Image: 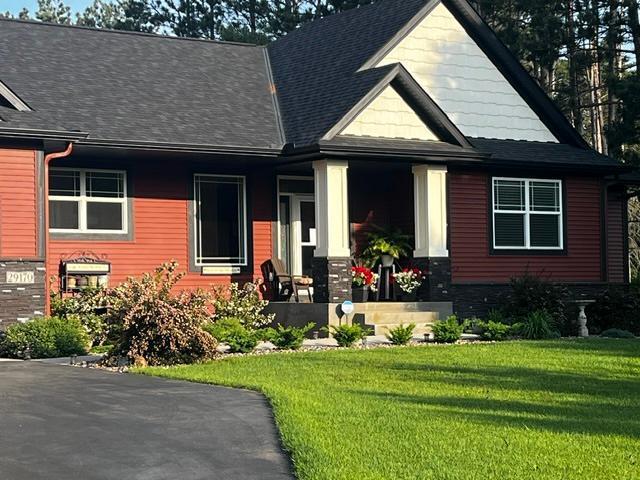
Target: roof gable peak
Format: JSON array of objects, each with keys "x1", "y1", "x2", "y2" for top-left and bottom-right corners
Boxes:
[{"x1": 324, "y1": 63, "x2": 471, "y2": 148}]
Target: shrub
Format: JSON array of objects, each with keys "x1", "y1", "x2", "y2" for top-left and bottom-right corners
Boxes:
[
  {"x1": 212, "y1": 282, "x2": 275, "y2": 330},
  {"x1": 50, "y1": 288, "x2": 110, "y2": 345},
  {"x1": 510, "y1": 322, "x2": 525, "y2": 337},
  {"x1": 204, "y1": 318, "x2": 258, "y2": 353},
  {"x1": 520, "y1": 310, "x2": 558, "y2": 340},
  {"x1": 327, "y1": 323, "x2": 371, "y2": 348},
  {"x1": 106, "y1": 261, "x2": 217, "y2": 366},
  {"x1": 432, "y1": 315, "x2": 464, "y2": 343},
  {"x1": 477, "y1": 320, "x2": 510, "y2": 341},
  {"x1": 502, "y1": 273, "x2": 569, "y2": 329},
  {"x1": 600, "y1": 328, "x2": 636, "y2": 338},
  {"x1": 486, "y1": 308, "x2": 506, "y2": 324},
  {"x1": 386, "y1": 324, "x2": 416, "y2": 345},
  {"x1": 264, "y1": 323, "x2": 315, "y2": 350},
  {"x1": 0, "y1": 316, "x2": 89, "y2": 359},
  {"x1": 586, "y1": 289, "x2": 640, "y2": 336}
]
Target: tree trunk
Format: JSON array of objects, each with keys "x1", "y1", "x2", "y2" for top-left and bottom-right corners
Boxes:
[
  {"x1": 626, "y1": 0, "x2": 640, "y2": 75},
  {"x1": 567, "y1": 0, "x2": 584, "y2": 134}
]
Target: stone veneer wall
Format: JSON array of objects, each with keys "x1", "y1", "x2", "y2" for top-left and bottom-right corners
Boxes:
[
  {"x1": 450, "y1": 282, "x2": 624, "y2": 319},
  {"x1": 412, "y1": 258, "x2": 452, "y2": 302},
  {"x1": 0, "y1": 259, "x2": 46, "y2": 330},
  {"x1": 312, "y1": 257, "x2": 352, "y2": 303}
]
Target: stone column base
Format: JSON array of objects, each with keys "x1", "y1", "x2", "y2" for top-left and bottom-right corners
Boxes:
[
  {"x1": 413, "y1": 257, "x2": 451, "y2": 302},
  {"x1": 312, "y1": 257, "x2": 352, "y2": 303},
  {"x1": 0, "y1": 259, "x2": 46, "y2": 330}
]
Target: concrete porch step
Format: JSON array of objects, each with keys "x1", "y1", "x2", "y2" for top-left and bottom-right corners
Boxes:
[
  {"x1": 357, "y1": 308, "x2": 446, "y2": 336},
  {"x1": 371, "y1": 322, "x2": 434, "y2": 336},
  {"x1": 364, "y1": 311, "x2": 439, "y2": 325},
  {"x1": 352, "y1": 302, "x2": 451, "y2": 314}
]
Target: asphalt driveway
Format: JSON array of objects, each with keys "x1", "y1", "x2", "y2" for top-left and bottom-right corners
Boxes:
[{"x1": 0, "y1": 361, "x2": 293, "y2": 480}]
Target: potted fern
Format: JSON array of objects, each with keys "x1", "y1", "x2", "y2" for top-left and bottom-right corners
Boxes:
[{"x1": 362, "y1": 228, "x2": 413, "y2": 267}]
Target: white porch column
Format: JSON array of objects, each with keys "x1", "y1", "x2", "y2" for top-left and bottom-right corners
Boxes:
[
  {"x1": 313, "y1": 160, "x2": 350, "y2": 258},
  {"x1": 412, "y1": 165, "x2": 448, "y2": 258}
]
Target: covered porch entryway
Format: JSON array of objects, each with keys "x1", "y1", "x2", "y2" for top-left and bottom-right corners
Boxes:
[{"x1": 270, "y1": 158, "x2": 451, "y2": 305}]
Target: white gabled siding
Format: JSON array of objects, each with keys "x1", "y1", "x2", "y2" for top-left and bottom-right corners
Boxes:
[
  {"x1": 376, "y1": 3, "x2": 558, "y2": 142},
  {"x1": 340, "y1": 86, "x2": 439, "y2": 141}
]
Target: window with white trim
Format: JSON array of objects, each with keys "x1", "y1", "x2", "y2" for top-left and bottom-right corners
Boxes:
[
  {"x1": 194, "y1": 174, "x2": 247, "y2": 266},
  {"x1": 492, "y1": 178, "x2": 563, "y2": 250},
  {"x1": 49, "y1": 168, "x2": 127, "y2": 233}
]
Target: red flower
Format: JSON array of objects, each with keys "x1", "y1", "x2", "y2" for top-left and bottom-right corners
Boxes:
[{"x1": 351, "y1": 266, "x2": 375, "y2": 286}]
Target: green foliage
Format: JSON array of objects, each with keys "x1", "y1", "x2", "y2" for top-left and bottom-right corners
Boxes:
[
  {"x1": 486, "y1": 308, "x2": 506, "y2": 324},
  {"x1": 361, "y1": 227, "x2": 413, "y2": 265},
  {"x1": 212, "y1": 282, "x2": 275, "y2": 330},
  {"x1": 600, "y1": 328, "x2": 636, "y2": 339},
  {"x1": 520, "y1": 310, "x2": 558, "y2": 340},
  {"x1": 50, "y1": 288, "x2": 110, "y2": 345},
  {"x1": 586, "y1": 289, "x2": 640, "y2": 336},
  {"x1": 477, "y1": 320, "x2": 511, "y2": 341},
  {"x1": 385, "y1": 324, "x2": 416, "y2": 345},
  {"x1": 432, "y1": 315, "x2": 464, "y2": 344},
  {"x1": 0, "y1": 316, "x2": 89, "y2": 359},
  {"x1": 326, "y1": 323, "x2": 371, "y2": 348},
  {"x1": 204, "y1": 318, "x2": 258, "y2": 353},
  {"x1": 90, "y1": 344, "x2": 114, "y2": 354},
  {"x1": 106, "y1": 261, "x2": 217, "y2": 366},
  {"x1": 264, "y1": 323, "x2": 315, "y2": 350},
  {"x1": 502, "y1": 273, "x2": 569, "y2": 330}
]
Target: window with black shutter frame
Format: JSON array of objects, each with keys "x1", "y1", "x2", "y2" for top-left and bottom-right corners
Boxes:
[{"x1": 492, "y1": 178, "x2": 562, "y2": 250}]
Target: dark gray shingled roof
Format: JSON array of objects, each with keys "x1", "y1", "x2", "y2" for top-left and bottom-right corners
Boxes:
[
  {"x1": 267, "y1": 0, "x2": 428, "y2": 147},
  {"x1": 0, "y1": 0, "x2": 626, "y2": 170},
  {"x1": 470, "y1": 138, "x2": 621, "y2": 168},
  {"x1": 0, "y1": 19, "x2": 283, "y2": 150}
]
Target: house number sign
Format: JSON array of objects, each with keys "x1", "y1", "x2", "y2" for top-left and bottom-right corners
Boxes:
[{"x1": 6, "y1": 271, "x2": 35, "y2": 284}]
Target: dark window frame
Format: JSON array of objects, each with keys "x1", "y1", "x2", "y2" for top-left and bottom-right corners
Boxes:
[{"x1": 192, "y1": 173, "x2": 248, "y2": 267}]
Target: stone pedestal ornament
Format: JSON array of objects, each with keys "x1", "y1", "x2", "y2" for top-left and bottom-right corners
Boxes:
[{"x1": 574, "y1": 300, "x2": 595, "y2": 337}]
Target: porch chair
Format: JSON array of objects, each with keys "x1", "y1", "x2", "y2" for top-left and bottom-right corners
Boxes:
[{"x1": 261, "y1": 258, "x2": 313, "y2": 303}]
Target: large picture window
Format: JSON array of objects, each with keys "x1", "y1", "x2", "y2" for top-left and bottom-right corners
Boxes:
[
  {"x1": 49, "y1": 168, "x2": 127, "y2": 234},
  {"x1": 194, "y1": 174, "x2": 247, "y2": 266},
  {"x1": 492, "y1": 177, "x2": 563, "y2": 250}
]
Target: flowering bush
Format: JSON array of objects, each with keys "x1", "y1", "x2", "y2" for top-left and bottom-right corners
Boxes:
[
  {"x1": 106, "y1": 261, "x2": 217, "y2": 366},
  {"x1": 393, "y1": 267, "x2": 426, "y2": 294},
  {"x1": 212, "y1": 281, "x2": 275, "y2": 330}
]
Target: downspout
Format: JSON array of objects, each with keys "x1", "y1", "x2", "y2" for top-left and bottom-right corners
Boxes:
[{"x1": 43, "y1": 143, "x2": 73, "y2": 315}]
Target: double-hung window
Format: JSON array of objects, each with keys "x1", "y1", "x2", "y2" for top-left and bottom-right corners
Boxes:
[
  {"x1": 194, "y1": 174, "x2": 247, "y2": 266},
  {"x1": 49, "y1": 168, "x2": 127, "y2": 233},
  {"x1": 492, "y1": 177, "x2": 563, "y2": 250}
]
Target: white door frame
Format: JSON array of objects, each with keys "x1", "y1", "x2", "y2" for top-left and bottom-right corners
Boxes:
[{"x1": 277, "y1": 176, "x2": 315, "y2": 276}]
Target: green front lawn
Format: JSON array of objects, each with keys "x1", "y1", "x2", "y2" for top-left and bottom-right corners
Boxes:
[{"x1": 140, "y1": 339, "x2": 640, "y2": 480}]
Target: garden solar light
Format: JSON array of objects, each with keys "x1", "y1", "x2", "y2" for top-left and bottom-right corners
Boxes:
[{"x1": 23, "y1": 345, "x2": 31, "y2": 361}]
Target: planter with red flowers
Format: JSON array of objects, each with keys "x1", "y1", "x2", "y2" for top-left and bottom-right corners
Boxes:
[
  {"x1": 393, "y1": 267, "x2": 427, "y2": 302},
  {"x1": 351, "y1": 266, "x2": 378, "y2": 303}
]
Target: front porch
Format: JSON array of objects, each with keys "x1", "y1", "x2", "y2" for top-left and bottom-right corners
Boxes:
[
  {"x1": 269, "y1": 159, "x2": 452, "y2": 305},
  {"x1": 265, "y1": 301, "x2": 453, "y2": 337},
  {"x1": 265, "y1": 158, "x2": 454, "y2": 329}
]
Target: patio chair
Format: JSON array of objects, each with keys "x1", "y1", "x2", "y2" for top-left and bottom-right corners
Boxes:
[{"x1": 261, "y1": 258, "x2": 313, "y2": 303}]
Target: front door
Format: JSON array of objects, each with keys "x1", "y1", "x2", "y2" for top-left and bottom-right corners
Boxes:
[
  {"x1": 278, "y1": 177, "x2": 316, "y2": 276},
  {"x1": 293, "y1": 197, "x2": 316, "y2": 277}
]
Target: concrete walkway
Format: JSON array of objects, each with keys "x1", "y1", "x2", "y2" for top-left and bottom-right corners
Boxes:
[{"x1": 0, "y1": 362, "x2": 293, "y2": 480}]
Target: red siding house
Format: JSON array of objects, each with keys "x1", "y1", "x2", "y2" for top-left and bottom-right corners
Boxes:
[{"x1": 0, "y1": 0, "x2": 633, "y2": 328}]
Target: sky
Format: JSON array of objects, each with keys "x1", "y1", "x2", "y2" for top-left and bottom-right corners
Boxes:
[{"x1": 2, "y1": 0, "x2": 92, "y2": 14}]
